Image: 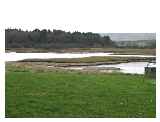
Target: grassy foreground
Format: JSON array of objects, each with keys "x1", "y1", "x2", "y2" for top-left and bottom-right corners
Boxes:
[{"x1": 6, "y1": 69, "x2": 156, "y2": 118}]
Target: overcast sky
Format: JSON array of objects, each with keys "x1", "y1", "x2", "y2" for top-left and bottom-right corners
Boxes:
[{"x1": 2, "y1": 0, "x2": 158, "y2": 33}]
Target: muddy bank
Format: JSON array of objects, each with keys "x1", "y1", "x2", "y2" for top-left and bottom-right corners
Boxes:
[
  {"x1": 6, "y1": 61, "x2": 122, "y2": 75},
  {"x1": 6, "y1": 61, "x2": 152, "y2": 75},
  {"x1": 18, "y1": 56, "x2": 155, "y2": 66}
]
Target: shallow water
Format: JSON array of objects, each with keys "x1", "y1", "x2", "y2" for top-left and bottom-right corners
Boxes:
[
  {"x1": 68, "y1": 62, "x2": 156, "y2": 74},
  {"x1": 96, "y1": 62, "x2": 155, "y2": 74},
  {"x1": 6, "y1": 52, "x2": 155, "y2": 61}
]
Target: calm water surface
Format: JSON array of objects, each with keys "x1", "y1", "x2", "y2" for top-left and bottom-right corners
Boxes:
[
  {"x1": 6, "y1": 52, "x2": 155, "y2": 61},
  {"x1": 96, "y1": 62, "x2": 154, "y2": 74}
]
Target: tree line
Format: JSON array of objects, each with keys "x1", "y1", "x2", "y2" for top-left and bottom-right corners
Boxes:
[{"x1": 5, "y1": 29, "x2": 115, "y2": 49}]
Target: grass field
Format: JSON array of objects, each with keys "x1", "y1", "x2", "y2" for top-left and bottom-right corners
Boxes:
[{"x1": 5, "y1": 67, "x2": 156, "y2": 118}]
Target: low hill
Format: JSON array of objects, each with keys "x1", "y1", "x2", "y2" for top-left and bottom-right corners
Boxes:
[{"x1": 115, "y1": 40, "x2": 156, "y2": 48}]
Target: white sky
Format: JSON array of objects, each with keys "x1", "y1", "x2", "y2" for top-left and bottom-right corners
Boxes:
[{"x1": 1, "y1": 0, "x2": 159, "y2": 33}]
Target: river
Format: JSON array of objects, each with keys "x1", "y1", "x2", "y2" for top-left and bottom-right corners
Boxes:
[{"x1": 5, "y1": 52, "x2": 156, "y2": 74}]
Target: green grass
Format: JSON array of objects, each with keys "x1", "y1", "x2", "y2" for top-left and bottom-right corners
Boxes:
[{"x1": 6, "y1": 70, "x2": 156, "y2": 118}]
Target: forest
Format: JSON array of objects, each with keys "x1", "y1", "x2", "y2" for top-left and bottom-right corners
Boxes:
[{"x1": 5, "y1": 29, "x2": 115, "y2": 49}]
